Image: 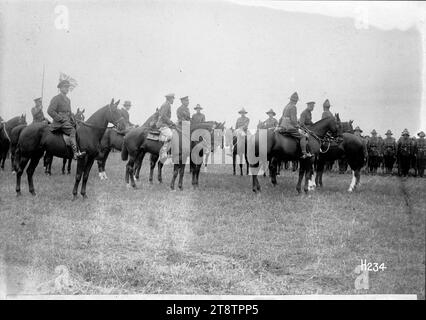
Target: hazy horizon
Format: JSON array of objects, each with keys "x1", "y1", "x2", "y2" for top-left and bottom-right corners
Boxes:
[{"x1": 0, "y1": 0, "x2": 424, "y2": 136}]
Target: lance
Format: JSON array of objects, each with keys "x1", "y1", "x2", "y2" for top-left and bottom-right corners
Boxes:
[{"x1": 41, "y1": 64, "x2": 45, "y2": 101}]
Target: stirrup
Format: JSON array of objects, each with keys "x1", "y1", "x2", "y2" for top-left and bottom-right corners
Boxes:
[{"x1": 301, "y1": 152, "x2": 312, "y2": 159}]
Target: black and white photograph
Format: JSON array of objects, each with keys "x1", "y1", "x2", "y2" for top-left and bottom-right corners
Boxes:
[{"x1": 0, "y1": 0, "x2": 425, "y2": 303}]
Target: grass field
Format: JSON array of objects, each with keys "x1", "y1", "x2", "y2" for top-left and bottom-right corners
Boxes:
[{"x1": 0, "y1": 151, "x2": 424, "y2": 298}]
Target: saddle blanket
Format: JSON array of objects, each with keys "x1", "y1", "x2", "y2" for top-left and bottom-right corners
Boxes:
[{"x1": 147, "y1": 130, "x2": 160, "y2": 141}]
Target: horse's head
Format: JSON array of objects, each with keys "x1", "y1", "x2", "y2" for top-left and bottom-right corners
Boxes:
[
  {"x1": 75, "y1": 108, "x2": 85, "y2": 122},
  {"x1": 107, "y1": 98, "x2": 126, "y2": 130}
]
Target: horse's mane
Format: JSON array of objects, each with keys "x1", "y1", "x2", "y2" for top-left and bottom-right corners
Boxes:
[{"x1": 84, "y1": 104, "x2": 110, "y2": 123}]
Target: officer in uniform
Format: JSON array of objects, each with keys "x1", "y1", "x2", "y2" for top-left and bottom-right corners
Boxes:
[
  {"x1": 299, "y1": 101, "x2": 315, "y2": 128},
  {"x1": 415, "y1": 131, "x2": 426, "y2": 177},
  {"x1": 176, "y1": 96, "x2": 191, "y2": 126},
  {"x1": 397, "y1": 129, "x2": 413, "y2": 176},
  {"x1": 367, "y1": 129, "x2": 381, "y2": 174},
  {"x1": 191, "y1": 104, "x2": 205, "y2": 124},
  {"x1": 235, "y1": 108, "x2": 250, "y2": 136},
  {"x1": 120, "y1": 101, "x2": 134, "y2": 128},
  {"x1": 262, "y1": 109, "x2": 278, "y2": 129},
  {"x1": 157, "y1": 93, "x2": 176, "y2": 162},
  {"x1": 31, "y1": 97, "x2": 48, "y2": 123},
  {"x1": 47, "y1": 80, "x2": 85, "y2": 160},
  {"x1": 278, "y1": 92, "x2": 311, "y2": 158},
  {"x1": 354, "y1": 126, "x2": 368, "y2": 160},
  {"x1": 321, "y1": 99, "x2": 334, "y2": 119}
]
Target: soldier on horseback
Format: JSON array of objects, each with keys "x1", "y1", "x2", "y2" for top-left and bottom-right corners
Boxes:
[
  {"x1": 278, "y1": 92, "x2": 311, "y2": 158},
  {"x1": 299, "y1": 101, "x2": 315, "y2": 127},
  {"x1": 415, "y1": 131, "x2": 426, "y2": 177},
  {"x1": 321, "y1": 99, "x2": 334, "y2": 120},
  {"x1": 157, "y1": 93, "x2": 176, "y2": 162},
  {"x1": 191, "y1": 104, "x2": 205, "y2": 124},
  {"x1": 31, "y1": 97, "x2": 48, "y2": 124},
  {"x1": 120, "y1": 101, "x2": 134, "y2": 129},
  {"x1": 262, "y1": 109, "x2": 278, "y2": 129},
  {"x1": 47, "y1": 80, "x2": 85, "y2": 160},
  {"x1": 176, "y1": 96, "x2": 191, "y2": 126}
]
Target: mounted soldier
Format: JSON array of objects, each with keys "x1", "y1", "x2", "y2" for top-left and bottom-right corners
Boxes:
[
  {"x1": 47, "y1": 80, "x2": 85, "y2": 160},
  {"x1": 176, "y1": 96, "x2": 191, "y2": 126},
  {"x1": 120, "y1": 100, "x2": 134, "y2": 129},
  {"x1": 157, "y1": 93, "x2": 176, "y2": 162},
  {"x1": 191, "y1": 104, "x2": 206, "y2": 124},
  {"x1": 262, "y1": 109, "x2": 278, "y2": 129},
  {"x1": 235, "y1": 108, "x2": 250, "y2": 136},
  {"x1": 278, "y1": 92, "x2": 311, "y2": 158},
  {"x1": 321, "y1": 99, "x2": 334, "y2": 120},
  {"x1": 354, "y1": 126, "x2": 368, "y2": 161},
  {"x1": 415, "y1": 131, "x2": 426, "y2": 177},
  {"x1": 31, "y1": 97, "x2": 48, "y2": 124},
  {"x1": 382, "y1": 129, "x2": 397, "y2": 174},
  {"x1": 299, "y1": 101, "x2": 315, "y2": 128}
]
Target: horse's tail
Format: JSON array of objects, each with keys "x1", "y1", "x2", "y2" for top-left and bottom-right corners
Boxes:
[{"x1": 121, "y1": 144, "x2": 129, "y2": 161}]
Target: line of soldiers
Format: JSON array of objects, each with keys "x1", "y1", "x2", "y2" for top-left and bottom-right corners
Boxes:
[{"x1": 234, "y1": 92, "x2": 335, "y2": 158}]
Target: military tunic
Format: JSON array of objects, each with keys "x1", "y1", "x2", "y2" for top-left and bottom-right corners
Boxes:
[
  {"x1": 31, "y1": 106, "x2": 46, "y2": 123},
  {"x1": 262, "y1": 117, "x2": 278, "y2": 129},
  {"x1": 156, "y1": 101, "x2": 173, "y2": 128},
  {"x1": 235, "y1": 116, "x2": 250, "y2": 131},
  {"x1": 416, "y1": 137, "x2": 426, "y2": 177},
  {"x1": 279, "y1": 102, "x2": 298, "y2": 130},
  {"x1": 176, "y1": 105, "x2": 191, "y2": 125},
  {"x1": 299, "y1": 109, "x2": 313, "y2": 127},
  {"x1": 321, "y1": 110, "x2": 334, "y2": 120},
  {"x1": 191, "y1": 112, "x2": 206, "y2": 124},
  {"x1": 397, "y1": 137, "x2": 413, "y2": 156},
  {"x1": 120, "y1": 108, "x2": 133, "y2": 127},
  {"x1": 383, "y1": 137, "x2": 396, "y2": 156},
  {"x1": 47, "y1": 93, "x2": 74, "y2": 133}
]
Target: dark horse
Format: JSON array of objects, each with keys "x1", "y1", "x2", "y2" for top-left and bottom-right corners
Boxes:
[
  {"x1": 43, "y1": 108, "x2": 86, "y2": 175},
  {"x1": 250, "y1": 117, "x2": 338, "y2": 193},
  {"x1": 14, "y1": 99, "x2": 125, "y2": 199},
  {"x1": 314, "y1": 116, "x2": 365, "y2": 192},
  {"x1": 0, "y1": 115, "x2": 27, "y2": 170},
  {"x1": 232, "y1": 128, "x2": 249, "y2": 176},
  {"x1": 170, "y1": 121, "x2": 224, "y2": 190}
]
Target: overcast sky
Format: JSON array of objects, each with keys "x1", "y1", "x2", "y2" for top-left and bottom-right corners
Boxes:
[{"x1": 0, "y1": 0, "x2": 424, "y2": 135}]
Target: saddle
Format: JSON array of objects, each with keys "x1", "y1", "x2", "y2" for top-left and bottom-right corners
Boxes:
[{"x1": 147, "y1": 129, "x2": 161, "y2": 141}]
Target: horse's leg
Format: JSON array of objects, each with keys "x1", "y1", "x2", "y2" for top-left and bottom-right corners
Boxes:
[
  {"x1": 196, "y1": 164, "x2": 201, "y2": 187},
  {"x1": 149, "y1": 153, "x2": 159, "y2": 184},
  {"x1": 303, "y1": 160, "x2": 312, "y2": 193},
  {"x1": 232, "y1": 151, "x2": 236, "y2": 175},
  {"x1": 80, "y1": 157, "x2": 95, "y2": 199},
  {"x1": 269, "y1": 158, "x2": 278, "y2": 186},
  {"x1": 62, "y1": 158, "x2": 66, "y2": 174},
  {"x1": 296, "y1": 161, "x2": 304, "y2": 194},
  {"x1": 134, "y1": 151, "x2": 144, "y2": 181},
  {"x1": 44, "y1": 153, "x2": 52, "y2": 175},
  {"x1": 27, "y1": 154, "x2": 42, "y2": 196},
  {"x1": 16, "y1": 156, "x2": 30, "y2": 196},
  {"x1": 348, "y1": 170, "x2": 357, "y2": 192},
  {"x1": 170, "y1": 164, "x2": 179, "y2": 190},
  {"x1": 191, "y1": 162, "x2": 196, "y2": 187},
  {"x1": 251, "y1": 164, "x2": 261, "y2": 192},
  {"x1": 67, "y1": 158, "x2": 72, "y2": 174},
  {"x1": 178, "y1": 163, "x2": 185, "y2": 190},
  {"x1": 315, "y1": 158, "x2": 325, "y2": 187},
  {"x1": 157, "y1": 160, "x2": 163, "y2": 183},
  {"x1": 126, "y1": 155, "x2": 137, "y2": 188},
  {"x1": 72, "y1": 157, "x2": 86, "y2": 200}
]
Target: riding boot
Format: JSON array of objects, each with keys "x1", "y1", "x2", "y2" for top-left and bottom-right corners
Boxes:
[
  {"x1": 159, "y1": 141, "x2": 170, "y2": 163},
  {"x1": 300, "y1": 138, "x2": 312, "y2": 159},
  {"x1": 70, "y1": 136, "x2": 86, "y2": 160}
]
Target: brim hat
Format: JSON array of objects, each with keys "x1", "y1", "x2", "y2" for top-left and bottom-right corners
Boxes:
[
  {"x1": 194, "y1": 104, "x2": 202, "y2": 110},
  {"x1": 289, "y1": 92, "x2": 299, "y2": 102},
  {"x1": 238, "y1": 108, "x2": 248, "y2": 114},
  {"x1": 323, "y1": 99, "x2": 330, "y2": 108},
  {"x1": 402, "y1": 129, "x2": 409, "y2": 136},
  {"x1": 57, "y1": 80, "x2": 71, "y2": 88},
  {"x1": 385, "y1": 130, "x2": 392, "y2": 135},
  {"x1": 306, "y1": 101, "x2": 315, "y2": 106},
  {"x1": 417, "y1": 131, "x2": 425, "y2": 137},
  {"x1": 266, "y1": 108, "x2": 276, "y2": 116},
  {"x1": 180, "y1": 96, "x2": 189, "y2": 101},
  {"x1": 371, "y1": 129, "x2": 377, "y2": 135},
  {"x1": 165, "y1": 93, "x2": 175, "y2": 98},
  {"x1": 33, "y1": 97, "x2": 42, "y2": 103},
  {"x1": 123, "y1": 100, "x2": 132, "y2": 107},
  {"x1": 354, "y1": 126, "x2": 363, "y2": 133}
]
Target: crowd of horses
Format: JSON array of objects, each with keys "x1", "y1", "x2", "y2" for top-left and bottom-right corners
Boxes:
[{"x1": 0, "y1": 101, "x2": 423, "y2": 200}]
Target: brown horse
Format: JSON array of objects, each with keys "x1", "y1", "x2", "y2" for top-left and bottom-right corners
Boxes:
[
  {"x1": 250, "y1": 116, "x2": 338, "y2": 193},
  {"x1": 14, "y1": 99, "x2": 125, "y2": 199}
]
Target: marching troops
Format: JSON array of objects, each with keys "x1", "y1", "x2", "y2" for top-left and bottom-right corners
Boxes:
[
  {"x1": 47, "y1": 80, "x2": 85, "y2": 160},
  {"x1": 279, "y1": 92, "x2": 311, "y2": 158}
]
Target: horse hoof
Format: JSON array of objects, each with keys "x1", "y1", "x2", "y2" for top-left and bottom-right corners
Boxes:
[
  {"x1": 82, "y1": 194, "x2": 88, "y2": 199},
  {"x1": 30, "y1": 191, "x2": 36, "y2": 196},
  {"x1": 72, "y1": 195, "x2": 78, "y2": 201},
  {"x1": 149, "y1": 180, "x2": 153, "y2": 184},
  {"x1": 67, "y1": 172, "x2": 71, "y2": 175},
  {"x1": 16, "y1": 191, "x2": 22, "y2": 197}
]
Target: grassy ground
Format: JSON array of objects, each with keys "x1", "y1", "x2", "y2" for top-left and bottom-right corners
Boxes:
[{"x1": 0, "y1": 152, "x2": 424, "y2": 298}]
